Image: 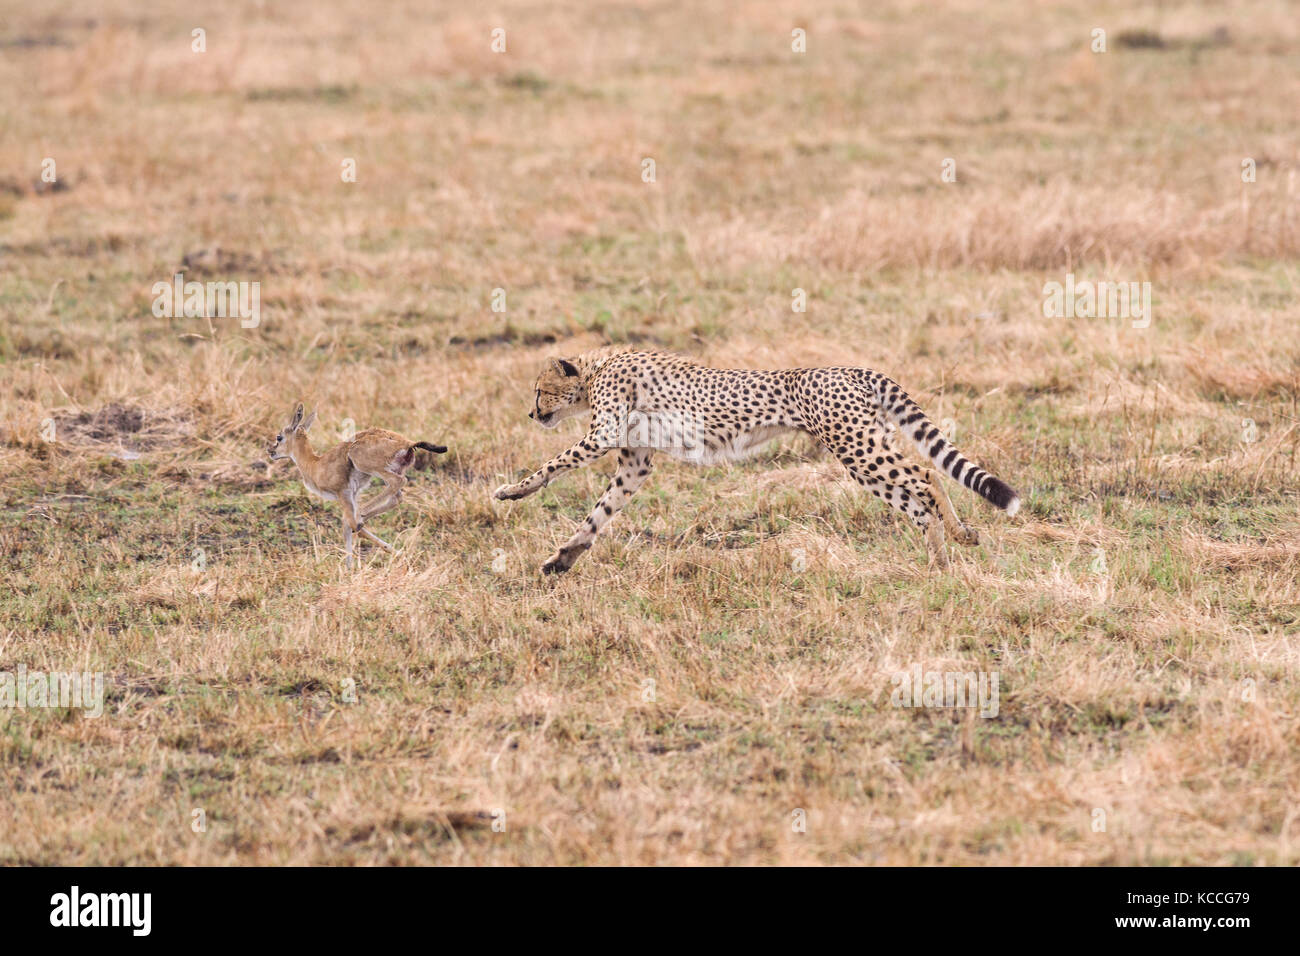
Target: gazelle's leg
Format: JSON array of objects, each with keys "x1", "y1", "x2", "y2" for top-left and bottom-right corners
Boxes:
[
  {"x1": 339, "y1": 490, "x2": 362, "y2": 533},
  {"x1": 342, "y1": 479, "x2": 396, "y2": 554},
  {"x1": 357, "y1": 526, "x2": 394, "y2": 551},
  {"x1": 493, "y1": 431, "x2": 612, "y2": 500},
  {"x1": 340, "y1": 485, "x2": 362, "y2": 566},
  {"x1": 541, "y1": 449, "x2": 654, "y2": 575},
  {"x1": 360, "y1": 472, "x2": 406, "y2": 521}
]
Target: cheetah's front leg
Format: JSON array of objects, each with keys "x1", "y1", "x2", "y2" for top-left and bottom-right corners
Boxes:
[
  {"x1": 541, "y1": 449, "x2": 654, "y2": 575},
  {"x1": 492, "y1": 431, "x2": 611, "y2": 501}
]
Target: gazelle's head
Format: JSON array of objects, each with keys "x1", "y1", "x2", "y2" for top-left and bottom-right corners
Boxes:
[
  {"x1": 267, "y1": 403, "x2": 316, "y2": 461},
  {"x1": 529, "y1": 358, "x2": 587, "y2": 428}
]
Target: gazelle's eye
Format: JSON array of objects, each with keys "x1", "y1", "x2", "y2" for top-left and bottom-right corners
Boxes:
[{"x1": 276, "y1": 434, "x2": 282, "y2": 442}]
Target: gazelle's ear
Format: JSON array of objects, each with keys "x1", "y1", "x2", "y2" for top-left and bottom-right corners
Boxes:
[
  {"x1": 300, "y1": 410, "x2": 317, "y2": 432},
  {"x1": 291, "y1": 403, "x2": 304, "y2": 428},
  {"x1": 549, "y1": 358, "x2": 580, "y2": 378}
]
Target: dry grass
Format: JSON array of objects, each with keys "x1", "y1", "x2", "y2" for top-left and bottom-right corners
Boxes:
[{"x1": 1, "y1": 0, "x2": 1298, "y2": 864}]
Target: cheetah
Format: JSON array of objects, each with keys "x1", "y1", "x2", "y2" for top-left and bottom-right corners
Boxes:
[{"x1": 492, "y1": 347, "x2": 1020, "y2": 575}]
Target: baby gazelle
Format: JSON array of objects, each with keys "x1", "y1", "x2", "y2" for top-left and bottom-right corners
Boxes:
[{"x1": 267, "y1": 404, "x2": 447, "y2": 567}]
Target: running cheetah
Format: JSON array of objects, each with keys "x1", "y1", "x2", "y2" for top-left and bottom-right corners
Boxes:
[{"x1": 492, "y1": 347, "x2": 1020, "y2": 575}]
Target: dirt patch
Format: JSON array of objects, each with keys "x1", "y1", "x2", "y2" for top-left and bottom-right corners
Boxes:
[
  {"x1": 0, "y1": 174, "x2": 69, "y2": 199},
  {"x1": 105, "y1": 676, "x2": 172, "y2": 700},
  {"x1": 246, "y1": 84, "x2": 357, "y2": 104},
  {"x1": 180, "y1": 246, "x2": 289, "y2": 276},
  {"x1": 1114, "y1": 26, "x2": 1231, "y2": 51},
  {"x1": 277, "y1": 678, "x2": 329, "y2": 697},
  {"x1": 51, "y1": 403, "x2": 194, "y2": 454},
  {"x1": 1115, "y1": 29, "x2": 1168, "y2": 50},
  {"x1": 447, "y1": 328, "x2": 561, "y2": 351},
  {"x1": 497, "y1": 71, "x2": 551, "y2": 93},
  {"x1": 0, "y1": 234, "x2": 133, "y2": 259},
  {"x1": 0, "y1": 35, "x2": 73, "y2": 50},
  {"x1": 330, "y1": 811, "x2": 496, "y2": 845}
]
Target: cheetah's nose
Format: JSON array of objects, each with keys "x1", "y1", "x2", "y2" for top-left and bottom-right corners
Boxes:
[{"x1": 528, "y1": 409, "x2": 536, "y2": 420}]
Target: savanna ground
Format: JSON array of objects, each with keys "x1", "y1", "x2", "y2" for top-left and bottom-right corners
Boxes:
[{"x1": 1, "y1": 0, "x2": 1298, "y2": 865}]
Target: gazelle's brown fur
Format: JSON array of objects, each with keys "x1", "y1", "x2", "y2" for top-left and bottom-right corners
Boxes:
[{"x1": 267, "y1": 404, "x2": 447, "y2": 567}]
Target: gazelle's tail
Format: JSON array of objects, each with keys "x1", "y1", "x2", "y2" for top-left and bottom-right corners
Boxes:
[{"x1": 873, "y1": 376, "x2": 1020, "y2": 515}]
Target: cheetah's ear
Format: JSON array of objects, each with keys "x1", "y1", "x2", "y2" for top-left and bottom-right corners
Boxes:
[{"x1": 550, "y1": 358, "x2": 580, "y2": 378}]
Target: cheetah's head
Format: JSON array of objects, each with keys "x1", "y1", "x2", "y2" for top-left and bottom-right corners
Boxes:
[{"x1": 529, "y1": 357, "x2": 587, "y2": 428}]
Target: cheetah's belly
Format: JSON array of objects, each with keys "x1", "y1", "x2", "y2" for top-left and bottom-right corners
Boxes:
[{"x1": 656, "y1": 424, "x2": 797, "y2": 466}]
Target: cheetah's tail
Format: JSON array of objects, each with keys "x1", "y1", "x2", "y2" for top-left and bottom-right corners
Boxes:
[{"x1": 872, "y1": 375, "x2": 1020, "y2": 516}]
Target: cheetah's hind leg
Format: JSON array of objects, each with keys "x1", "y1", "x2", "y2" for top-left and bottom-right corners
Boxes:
[
  {"x1": 925, "y1": 467, "x2": 979, "y2": 547},
  {"x1": 882, "y1": 424, "x2": 978, "y2": 547},
  {"x1": 924, "y1": 514, "x2": 950, "y2": 569}
]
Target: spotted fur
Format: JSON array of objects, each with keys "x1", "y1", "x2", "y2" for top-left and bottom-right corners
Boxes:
[{"x1": 493, "y1": 348, "x2": 1020, "y2": 574}]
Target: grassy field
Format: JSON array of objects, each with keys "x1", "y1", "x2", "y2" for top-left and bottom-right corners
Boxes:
[{"x1": 2, "y1": 0, "x2": 1298, "y2": 865}]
